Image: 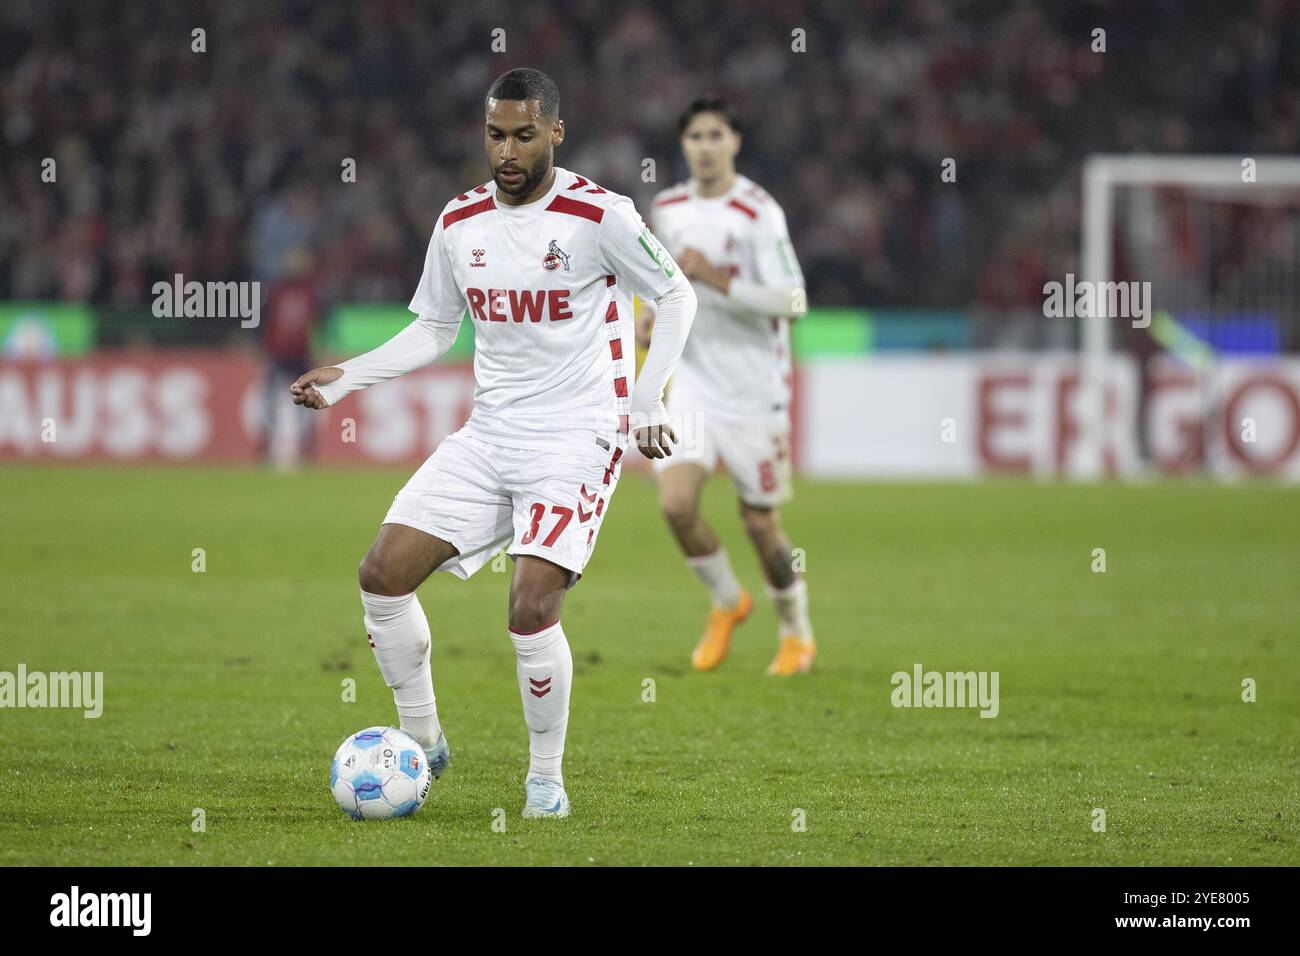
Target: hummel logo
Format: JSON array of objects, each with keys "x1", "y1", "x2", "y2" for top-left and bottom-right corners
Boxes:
[
  {"x1": 471, "y1": 248, "x2": 486, "y2": 268},
  {"x1": 529, "y1": 676, "x2": 552, "y2": 698}
]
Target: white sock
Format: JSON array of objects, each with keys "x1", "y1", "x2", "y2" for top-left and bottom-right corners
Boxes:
[
  {"x1": 509, "y1": 620, "x2": 572, "y2": 786},
  {"x1": 401, "y1": 714, "x2": 441, "y2": 750},
  {"x1": 767, "y1": 578, "x2": 813, "y2": 641},
  {"x1": 360, "y1": 589, "x2": 442, "y2": 749},
  {"x1": 686, "y1": 547, "x2": 744, "y2": 609}
]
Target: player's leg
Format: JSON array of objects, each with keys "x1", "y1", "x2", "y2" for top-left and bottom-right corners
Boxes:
[
  {"x1": 353, "y1": 431, "x2": 514, "y2": 777},
  {"x1": 502, "y1": 430, "x2": 626, "y2": 818},
  {"x1": 356, "y1": 523, "x2": 460, "y2": 776},
  {"x1": 359, "y1": 521, "x2": 460, "y2": 596},
  {"x1": 718, "y1": 419, "x2": 814, "y2": 674},
  {"x1": 507, "y1": 555, "x2": 574, "y2": 818},
  {"x1": 657, "y1": 461, "x2": 753, "y2": 671},
  {"x1": 738, "y1": 501, "x2": 814, "y2": 675},
  {"x1": 657, "y1": 460, "x2": 719, "y2": 555}
]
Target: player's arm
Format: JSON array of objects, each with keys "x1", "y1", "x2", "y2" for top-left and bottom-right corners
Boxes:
[
  {"x1": 679, "y1": 201, "x2": 806, "y2": 321},
  {"x1": 633, "y1": 279, "x2": 696, "y2": 458},
  {"x1": 634, "y1": 206, "x2": 665, "y2": 349},
  {"x1": 292, "y1": 221, "x2": 465, "y2": 410},
  {"x1": 291, "y1": 310, "x2": 462, "y2": 409},
  {"x1": 598, "y1": 197, "x2": 697, "y2": 459}
]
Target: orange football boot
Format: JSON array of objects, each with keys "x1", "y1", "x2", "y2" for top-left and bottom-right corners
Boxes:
[
  {"x1": 690, "y1": 589, "x2": 753, "y2": 671},
  {"x1": 766, "y1": 636, "x2": 816, "y2": 676}
]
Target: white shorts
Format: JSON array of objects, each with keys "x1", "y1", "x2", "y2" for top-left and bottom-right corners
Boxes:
[
  {"x1": 383, "y1": 425, "x2": 627, "y2": 584},
  {"x1": 653, "y1": 407, "x2": 793, "y2": 507}
]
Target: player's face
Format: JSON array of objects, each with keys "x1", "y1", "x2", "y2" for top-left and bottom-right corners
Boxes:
[
  {"x1": 485, "y1": 98, "x2": 564, "y2": 202},
  {"x1": 681, "y1": 113, "x2": 739, "y2": 182}
]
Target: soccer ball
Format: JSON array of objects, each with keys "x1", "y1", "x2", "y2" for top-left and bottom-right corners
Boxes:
[{"x1": 330, "y1": 726, "x2": 431, "y2": 820}]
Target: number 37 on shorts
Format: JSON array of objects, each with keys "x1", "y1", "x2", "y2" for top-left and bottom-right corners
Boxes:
[
  {"x1": 513, "y1": 465, "x2": 615, "y2": 573},
  {"x1": 381, "y1": 428, "x2": 623, "y2": 582},
  {"x1": 506, "y1": 431, "x2": 623, "y2": 576}
]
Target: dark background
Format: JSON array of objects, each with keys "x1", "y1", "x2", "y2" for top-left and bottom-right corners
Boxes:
[{"x1": 4, "y1": 0, "x2": 1298, "y2": 317}]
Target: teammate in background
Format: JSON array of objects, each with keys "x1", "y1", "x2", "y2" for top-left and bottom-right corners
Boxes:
[
  {"x1": 637, "y1": 98, "x2": 814, "y2": 676},
  {"x1": 291, "y1": 69, "x2": 695, "y2": 818}
]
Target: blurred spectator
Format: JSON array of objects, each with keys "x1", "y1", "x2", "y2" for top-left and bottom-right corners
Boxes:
[{"x1": 260, "y1": 245, "x2": 320, "y2": 466}]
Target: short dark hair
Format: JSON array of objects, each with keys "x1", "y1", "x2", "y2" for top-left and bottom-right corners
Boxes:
[
  {"x1": 486, "y1": 68, "x2": 560, "y2": 121},
  {"x1": 677, "y1": 97, "x2": 740, "y2": 136}
]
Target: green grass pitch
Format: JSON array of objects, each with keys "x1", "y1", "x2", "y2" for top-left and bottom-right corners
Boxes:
[{"x1": 1, "y1": 465, "x2": 1296, "y2": 866}]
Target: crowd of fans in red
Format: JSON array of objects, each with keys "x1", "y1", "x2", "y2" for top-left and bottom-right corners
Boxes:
[{"x1": 3, "y1": 0, "x2": 1297, "y2": 324}]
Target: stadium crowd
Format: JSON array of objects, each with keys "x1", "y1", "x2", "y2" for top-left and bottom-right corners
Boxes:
[{"x1": 2, "y1": 0, "x2": 1298, "y2": 319}]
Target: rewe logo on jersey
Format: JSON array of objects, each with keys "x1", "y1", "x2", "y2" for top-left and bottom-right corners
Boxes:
[
  {"x1": 467, "y1": 287, "x2": 573, "y2": 323},
  {"x1": 542, "y1": 239, "x2": 571, "y2": 272}
]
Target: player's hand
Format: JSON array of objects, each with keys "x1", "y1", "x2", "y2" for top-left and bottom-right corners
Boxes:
[
  {"x1": 677, "y1": 247, "x2": 729, "y2": 293},
  {"x1": 676, "y1": 247, "x2": 710, "y2": 280},
  {"x1": 633, "y1": 420, "x2": 677, "y2": 460},
  {"x1": 291, "y1": 367, "x2": 342, "y2": 409},
  {"x1": 635, "y1": 303, "x2": 656, "y2": 349}
]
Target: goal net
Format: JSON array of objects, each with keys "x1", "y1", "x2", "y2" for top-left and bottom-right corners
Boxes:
[{"x1": 1079, "y1": 156, "x2": 1300, "y2": 479}]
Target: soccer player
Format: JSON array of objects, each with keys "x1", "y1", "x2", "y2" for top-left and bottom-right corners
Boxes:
[
  {"x1": 637, "y1": 98, "x2": 814, "y2": 676},
  {"x1": 291, "y1": 68, "x2": 695, "y2": 818}
]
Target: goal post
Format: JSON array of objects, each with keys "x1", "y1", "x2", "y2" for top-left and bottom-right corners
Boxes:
[{"x1": 1078, "y1": 155, "x2": 1300, "y2": 479}]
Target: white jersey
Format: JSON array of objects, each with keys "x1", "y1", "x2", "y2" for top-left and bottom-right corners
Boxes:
[
  {"x1": 411, "y1": 167, "x2": 683, "y2": 449},
  {"x1": 650, "y1": 174, "x2": 804, "y2": 421}
]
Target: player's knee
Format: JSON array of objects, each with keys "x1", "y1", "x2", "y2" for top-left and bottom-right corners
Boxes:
[
  {"x1": 740, "y1": 504, "x2": 778, "y2": 541},
  {"x1": 358, "y1": 550, "x2": 407, "y2": 596},
  {"x1": 660, "y1": 491, "x2": 699, "y2": 533},
  {"x1": 507, "y1": 592, "x2": 555, "y2": 634}
]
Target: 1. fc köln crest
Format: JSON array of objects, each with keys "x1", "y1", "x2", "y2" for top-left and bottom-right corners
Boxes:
[{"x1": 543, "y1": 239, "x2": 571, "y2": 272}]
